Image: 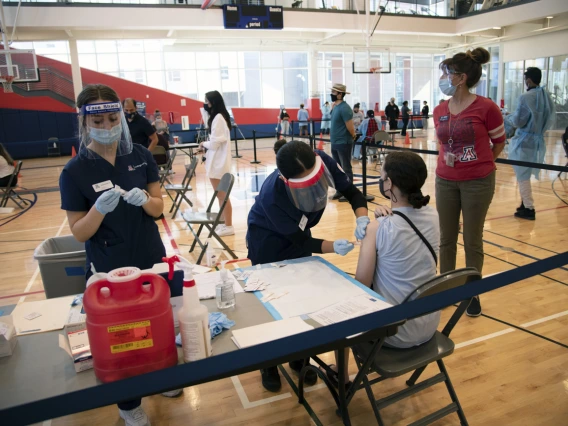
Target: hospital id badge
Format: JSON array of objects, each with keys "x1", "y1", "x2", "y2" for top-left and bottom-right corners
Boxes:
[
  {"x1": 299, "y1": 215, "x2": 308, "y2": 231},
  {"x1": 445, "y1": 152, "x2": 456, "y2": 168}
]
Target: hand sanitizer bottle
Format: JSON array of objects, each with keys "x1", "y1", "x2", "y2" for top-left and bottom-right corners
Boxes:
[{"x1": 216, "y1": 261, "x2": 236, "y2": 309}]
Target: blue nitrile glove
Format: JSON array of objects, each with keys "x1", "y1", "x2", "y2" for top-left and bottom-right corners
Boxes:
[
  {"x1": 355, "y1": 216, "x2": 370, "y2": 240},
  {"x1": 95, "y1": 189, "x2": 121, "y2": 215},
  {"x1": 334, "y1": 239, "x2": 354, "y2": 256},
  {"x1": 123, "y1": 187, "x2": 149, "y2": 207}
]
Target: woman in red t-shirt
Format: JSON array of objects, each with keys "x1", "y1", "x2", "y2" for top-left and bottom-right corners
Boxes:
[{"x1": 433, "y1": 47, "x2": 506, "y2": 317}]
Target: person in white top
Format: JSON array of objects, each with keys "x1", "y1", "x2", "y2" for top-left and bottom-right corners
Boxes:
[
  {"x1": 199, "y1": 90, "x2": 234, "y2": 237},
  {"x1": 327, "y1": 151, "x2": 440, "y2": 388},
  {"x1": 0, "y1": 144, "x2": 16, "y2": 187}
]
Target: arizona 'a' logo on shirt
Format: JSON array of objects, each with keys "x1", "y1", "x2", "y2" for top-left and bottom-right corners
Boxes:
[{"x1": 460, "y1": 146, "x2": 478, "y2": 162}]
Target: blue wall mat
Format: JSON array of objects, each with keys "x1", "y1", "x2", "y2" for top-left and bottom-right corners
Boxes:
[
  {"x1": 20, "y1": 111, "x2": 42, "y2": 142},
  {"x1": 0, "y1": 108, "x2": 78, "y2": 159}
]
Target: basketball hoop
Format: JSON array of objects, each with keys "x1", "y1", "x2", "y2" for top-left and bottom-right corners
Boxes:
[
  {"x1": 370, "y1": 67, "x2": 382, "y2": 74},
  {"x1": 2, "y1": 76, "x2": 15, "y2": 93}
]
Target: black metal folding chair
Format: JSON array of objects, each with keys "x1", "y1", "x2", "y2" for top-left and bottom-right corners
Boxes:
[
  {"x1": 372, "y1": 130, "x2": 390, "y2": 170},
  {"x1": 1, "y1": 161, "x2": 27, "y2": 209},
  {"x1": 350, "y1": 268, "x2": 481, "y2": 426},
  {"x1": 560, "y1": 128, "x2": 568, "y2": 179},
  {"x1": 164, "y1": 157, "x2": 197, "y2": 219},
  {"x1": 182, "y1": 172, "x2": 237, "y2": 264},
  {"x1": 153, "y1": 146, "x2": 176, "y2": 188}
]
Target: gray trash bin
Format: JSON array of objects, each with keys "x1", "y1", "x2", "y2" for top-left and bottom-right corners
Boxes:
[{"x1": 34, "y1": 235, "x2": 87, "y2": 299}]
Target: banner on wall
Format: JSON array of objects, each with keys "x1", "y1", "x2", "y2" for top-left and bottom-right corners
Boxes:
[
  {"x1": 413, "y1": 100, "x2": 421, "y2": 116},
  {"x1": 136, "y1": 101, "x2": 146, "y2": 117}
]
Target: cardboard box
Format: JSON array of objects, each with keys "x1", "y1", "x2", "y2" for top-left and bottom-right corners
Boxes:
[
  {"x1": 0, "y1": 316, "x2": 18, "y2": 358},
  {"x1": 59, "y1": 296, "x2": 93, "y2": 372}
]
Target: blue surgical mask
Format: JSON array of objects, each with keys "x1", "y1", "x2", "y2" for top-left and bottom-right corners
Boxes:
[
  {"x1": 89, "y1": 124, "x2": 122, "y2": 145},
  {"x1": 124, "y1": 112, "x2": 135, "y2": 119},
  {"x1": 439, "y1": 77, "x2": 457, "y2": 96}
]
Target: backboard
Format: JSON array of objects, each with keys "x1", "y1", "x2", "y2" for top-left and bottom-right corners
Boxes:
[
  {"x1": 0, "y1": 48, "x2": 39, "y2": 83},
  {"x1": 352, "y1": 47, "x2": 392, "y2": 74}
]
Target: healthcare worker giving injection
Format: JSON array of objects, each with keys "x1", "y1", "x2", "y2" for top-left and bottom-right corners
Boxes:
[
  {"x1": 59, "y1": 84, "x2": 180, "y2": 425},
  {"x1": 246, "y1": 140, "x2": 371, "y2": 392},
  {"x1": 504, "y1": 67, "x2": 555, "y2": 221}
]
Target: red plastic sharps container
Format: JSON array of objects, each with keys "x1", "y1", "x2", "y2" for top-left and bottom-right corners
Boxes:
[{"x1": 83, "y1": 266, "x2": 178, "y2": 383}]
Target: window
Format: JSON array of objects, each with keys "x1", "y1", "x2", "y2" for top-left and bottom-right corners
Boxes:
[
  {"x1": 221, "y1": 66, "x2": 229, "y2": 80},
  {"x1": 167, "y1": 70, "x2": 181, "y2": 82}
]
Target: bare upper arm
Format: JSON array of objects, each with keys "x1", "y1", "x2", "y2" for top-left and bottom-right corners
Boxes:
[
  {"x1": 355, "y1": 219, "x2": 380, "y2": 287},
  {"x1": 66, "y1": 210, "x2": 88, "y2": 232},
  {"x1": 147, "y1": 181, "x2": 162, "y2": 198}
]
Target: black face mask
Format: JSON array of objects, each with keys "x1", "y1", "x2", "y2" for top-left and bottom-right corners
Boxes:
[
  {"x1": 124, "y1": 112, "x2": 136, "y2": 119},
  {"x1": 203, "y1": 103, "x2": 212, "y2": 113},
  {"x1": 330, "y1": 94, "x2": 338, "y2": 102},
  {"x1": 379, "y1": 178, "x2": 390, "y2": 200}
]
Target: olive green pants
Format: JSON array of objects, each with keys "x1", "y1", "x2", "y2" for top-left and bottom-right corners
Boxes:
[{"x1": 435, "y1": 171, "x2": 496, "y2": 275}]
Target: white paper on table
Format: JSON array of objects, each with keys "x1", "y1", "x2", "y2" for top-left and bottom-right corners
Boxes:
[
  {"x1": 12, "y1": 296, "x2": 76, "y2": 335},
  {"x1": 254, "y1": 260, "x2": 368, "y2": 319},
  {"x1": 309, "y1": 294, "x2": 392, "y2": 326},
  {"x1": 231, "y1": 317, "x2": 314, "y2": 349},
  {"x1": 194, "y1": 271, "x2": 244, "y2": 300}
]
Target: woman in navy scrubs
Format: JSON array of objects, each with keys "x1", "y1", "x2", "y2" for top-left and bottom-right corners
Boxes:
[
  {"x1": 246, "y1": 140, "x2": 371, "y2": 392},
  {"x1": 59, "y1": 84, "x2": 177, "y2": 426}
]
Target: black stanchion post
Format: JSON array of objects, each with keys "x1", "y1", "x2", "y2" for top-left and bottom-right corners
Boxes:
[
  {"x1": 250, "y1": 130, "x2": 261, "y2": 164},
  {"x1": 232, "y1": 126, "x2": 242, "y2": 158},
  {"x1": 361, "y1": 139, "x2": 375, "y2": 202},
  {"x1": 410, "y1": 116, "x2": 416, "y2": 139}
]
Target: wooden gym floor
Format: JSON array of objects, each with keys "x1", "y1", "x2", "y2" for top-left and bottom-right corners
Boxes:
[{"x1": 1, "y1": 129, "x2": 567, "y2": 426}]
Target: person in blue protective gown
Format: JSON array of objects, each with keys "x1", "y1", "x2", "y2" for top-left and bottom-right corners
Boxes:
[
  {"x1": 246, "y1": 140, "x2": 371, "y2": 392},
  {"x1": 505, "y1": 67, "x2": 555, "y2": 221},
  {"x1": 59, "y1": 84, "x2": 179, "y2": 426}
]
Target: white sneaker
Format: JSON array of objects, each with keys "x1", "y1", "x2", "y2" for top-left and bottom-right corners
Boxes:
[
  {"x1": 216, "y1": 225, "x2": 235, "y2": 237},
  {"x1": 119, "y1": 406, "x2": 150, "y2": 426},
  {"x1": 161, "y1": 389, "x2": 183, "y2": 398}
]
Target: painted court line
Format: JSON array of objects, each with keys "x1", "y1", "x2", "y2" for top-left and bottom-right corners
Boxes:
[
  {"x1": 521, "y1": 310, "x2": 568, "y2": 328},
  {"x1": 231, "y1": 376, "x2": 292, "y2": 409}
]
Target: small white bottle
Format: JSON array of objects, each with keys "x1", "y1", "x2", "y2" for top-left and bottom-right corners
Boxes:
[
  {"x1": 216, "y1": 261, "x2": 236, "y2": 309},
  {"x1": 177, "y1": 259, "x2": 212, "y2": 362},
  {"x1": 205, "y1": 238, "x2": 216, "y2": 267}
]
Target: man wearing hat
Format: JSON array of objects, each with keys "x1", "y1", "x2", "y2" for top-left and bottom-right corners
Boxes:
[
  {"x1": 330, "y1": 83, "x2": 356, "y2": 202},
  {"x1": 504, "y1": 67, "x2": 555, "y2": 220}
]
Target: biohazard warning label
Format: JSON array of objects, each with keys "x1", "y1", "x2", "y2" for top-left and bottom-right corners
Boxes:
[{"x1": 108, "y1": 320, "x2": 153, "y2": 354}]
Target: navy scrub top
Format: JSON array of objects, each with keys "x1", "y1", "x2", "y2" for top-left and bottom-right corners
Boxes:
[
  {"x1": 59, "y1": 144, "x2": 166, "y2": 279},
  {"x1": 247, "y1": 150, "x2": 350, "y2": 265}
]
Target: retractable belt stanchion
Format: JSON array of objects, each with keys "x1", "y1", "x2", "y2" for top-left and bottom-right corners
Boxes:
[
  {"x1": 232, "y1": 126, "x2": 242, "y2": 159},
  {"x1": 410, "y1": 116, "x2": 416, "y2": 139},
  {"x1": 251, "y1": 130, "x2": 261, "y2": 164},
  {"x1": 360, "y1": 139, "x2": 375, "y2": 202}
]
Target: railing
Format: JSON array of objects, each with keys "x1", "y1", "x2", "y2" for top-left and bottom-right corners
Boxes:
[
  {"x1": 0, "y1": 0, "x2": 535, "y2": 18},
  {"x1": 14, "y1": 66, "x2": 75, "y2": 105}
]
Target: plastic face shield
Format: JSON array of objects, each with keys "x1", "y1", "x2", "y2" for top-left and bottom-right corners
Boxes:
[
  {"x1": 79, "y1": 102, "x2": 133, "y2": 159},
  {"x1": 282, "y1": 155, "x2": 335, "y2": 213}
]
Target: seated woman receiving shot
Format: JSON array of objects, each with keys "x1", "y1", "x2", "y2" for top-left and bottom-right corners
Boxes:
[{"x1": 329, "y1": 151, "x2": 440, "y2": 387}]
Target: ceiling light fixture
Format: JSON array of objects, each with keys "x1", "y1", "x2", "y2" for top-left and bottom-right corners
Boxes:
[
  {"x1": 492, "y1": 27, "x2": 501, "y2": 30},
  {"x1": 546, "y1": 16, "x2": 553, "y2": 19}
]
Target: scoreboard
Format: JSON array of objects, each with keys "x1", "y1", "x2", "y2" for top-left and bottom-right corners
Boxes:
[{"x1": 223, "y1": 5, "x2": 284, "y2": 30}]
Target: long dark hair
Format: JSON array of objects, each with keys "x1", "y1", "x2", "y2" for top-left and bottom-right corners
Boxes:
[
  {"x1": 440, "y1": 47, "x2": 490, "y2": 89},
  {"x1": 276, "y1": 140, "x2": 315, "y2": 179},
  {"x1": 77, "y1": 84, "x2": 121, "y2": 145},
  {"x1": 0, "y1": 143, "x2": 14, "y2": 164},
  {"x1": 384, "y1": 151, "x2": 430, "y2": 209},
  {"x1": 205, "y1": 90, "x2": 232, "y2": 131}
]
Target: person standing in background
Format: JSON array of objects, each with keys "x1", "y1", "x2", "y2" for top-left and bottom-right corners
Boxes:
[
  {"x1": 320, "y1": 101, "x2": 331, "y2": 135},
  {"x1": 152, "y1": 109, "x2": 169, "y2": 137},
  {"x1": 200, "y1": 90, "x2": 234, "y2": 237},
  {"x1": 422, "y1": 101, "x2": 430, "y2": 130},
  {"x1": 280, "y1": 108, "x2": 291, "y2": 138},
  {"x1": 434, "y1": 47, "x2": 506, "y2": 317},
  {"x1": 297, "y1": 103, "x2": 310, "y2": 137},
  {"x1": 400, "y1": 101, "x2": 411, "y2": 137},
  {"x1": 504, "y1": 67, "x2": 555, "y2": 221},
  {"x1": 385, "y1": 98, "x2": 400, "y2": 132},
  {"x1": 122, "y1": 98, "x2": 159, "y2": 151},
  {"x1": 352, "y1": 103, "x2": 365, "y2": 130},
  {"x1": 329, "y1": 83, "x2": 356, "y2": 202}
]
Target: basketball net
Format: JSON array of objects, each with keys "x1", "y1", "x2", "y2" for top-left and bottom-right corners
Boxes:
[
  {"x1": 2, "y1": 76, "x2": 15, "y2": 93},
  {"x1": 370, "y1": 67, "x2": 382, "y2": 74}
]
